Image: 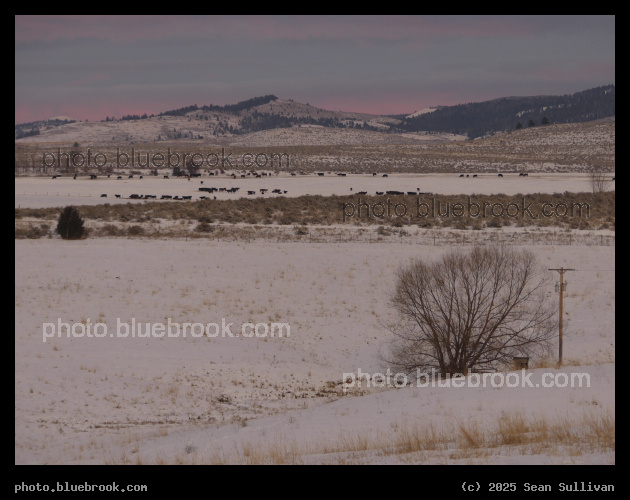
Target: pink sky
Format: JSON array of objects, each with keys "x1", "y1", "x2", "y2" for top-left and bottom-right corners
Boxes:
[{"x1": 15, "y1": 15, "x2": 615, "y2": 124}]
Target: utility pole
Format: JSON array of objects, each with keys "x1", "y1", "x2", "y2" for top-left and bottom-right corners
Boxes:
[{"x1": 548, "y1": 267, "x2": 576, "y2": 365}]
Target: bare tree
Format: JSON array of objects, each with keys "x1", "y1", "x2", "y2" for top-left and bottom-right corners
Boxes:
[
  {"x1": 383, "y1": 246, "x2": 557, "y2": 377},
  {"x1": 589, "y1": 168, "x2": 611, "y2": 193}
]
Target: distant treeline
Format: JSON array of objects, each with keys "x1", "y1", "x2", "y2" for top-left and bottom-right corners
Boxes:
[
  {"x1": 15, "y1": 118, "x2": 75, "y2": 139},
  {"x1": 393, "y1": 85, "x2": 615, "y2": 139},
  {"x1": 158, "y1": 95, "x2": 280, "y2": 118}
]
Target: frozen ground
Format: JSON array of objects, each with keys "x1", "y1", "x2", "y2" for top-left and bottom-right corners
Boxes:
[{"x1": 15, "y1": 238, "x2": 614, "y2": 464}]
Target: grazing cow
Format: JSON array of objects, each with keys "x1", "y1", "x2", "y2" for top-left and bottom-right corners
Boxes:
[
  {"x1": 382, "y1": 174, "x2": 388, "y2": 177},
  {"x1": 117, "y1": 176, "x2": 122, "y2": 180},
  {"x1": 291, "y1": 173, "x2": 296, "y2": 176},
  {"x1": 182, "y1": 196, "x2": 192, "y2": 200},
  {"x1": 317, "y1": 172, "x2": 325, "y2": 176},
  {"x1": 199, "y1": 196, "x2": 207, "y2": 200},
  {"x1": 357, "y1": 191, "x2": 367, "y2": 195},
  {"x1": 100, "y1": 194, "x2": 107, "y2": 197},
  {"x1": 173, "y1": 196, "x2": 181, "y2": 200},
  {"x1": 272, "y1": 189, "x2": 282, "y2": 194},
  {"x1": 459, "y1": 174, "x2": 464, "y2": 177},
  {"x1": 498, "y1": 174, "x2": 503, "y2": 177},
  {"x1": 283, "y1": 190, "x2": 287, "y2": 194},
  {"x1": 115, "y1": 194, "x2": 121, "y2": 198},
  {"x1": 375, "y1": 191, "x2": 384, "y2": 195},
  {"x1": 473, "y1": 174, "x2": 478, "y2": 178},
  {"x1": 247, "y1": 190, "x2": 256, "y2": 195},
  {"x1": 160, "y1": 195, "x2": 172, "y2": 199},
  {"x1": 218, "y1": 187, "x2": 226, "y2": 192},
  {"x1": 372, "y1": 173, "x2": 377, "y2": 176},
  {"x1": 128, "y1": 175, "x2": 133, "y2": 179},
  {"x1": 260, "y1": 189, "x2": 268, "y2": 194},
  {"x1": 129, "y1": 194, "x2": 140, "y2": 199},
  {"x1": 407, "y1": 191, "x2": 417, "y2": 195},
  {"x1": 164, "y1": 175, "x2": 169, "y2": 179}
]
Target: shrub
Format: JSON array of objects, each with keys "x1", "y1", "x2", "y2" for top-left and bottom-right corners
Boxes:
[
  {"x1": 56, "y1": 206, "x2": 85, "y2": 239},
  {"x1": 127, "y1": 225, "x2": 145, "y2": 236}
]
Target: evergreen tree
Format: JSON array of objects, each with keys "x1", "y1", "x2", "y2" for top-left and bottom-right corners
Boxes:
[{"x1": 56, "y1": 206, "x2": 85, "y2": 240}]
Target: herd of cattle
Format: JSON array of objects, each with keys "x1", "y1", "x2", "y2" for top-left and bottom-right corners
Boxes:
[{"x1": 51, "y1": 170, "x2": 614, "y2": 202}]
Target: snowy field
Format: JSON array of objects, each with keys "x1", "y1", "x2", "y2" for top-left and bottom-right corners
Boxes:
[
  {"x1": 15, "y1": 237, "x2": 614, "y2": 464},
  {"x1": 15, "y1": 172, "x2": 603, "y2": 209}
]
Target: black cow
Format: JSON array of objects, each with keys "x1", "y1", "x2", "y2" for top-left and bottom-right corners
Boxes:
[
  {"x1": 128, "y1": 175, "x2": 134, "y2": 179},
  {"x1": 164, "y1": 175, "x2": 169, "y2": 179},
  {"x1": 357, "y1": 191, "x2": 367, "y2": 195},
  {"x1": 115, "y1": 194, "x2": 121, "y2": 198},
  {"x1": 473, "y1": 174, "x2": 478, "y2": 178},
  {"x1": 100, "y1": 194, "x2": 107, "y2": 197},
  {"x1": 117, "y1": 176, "x2": 122, "y2": 179},
  {"x1": 247, "y1": 190, "x2": 256, "y2": 195},
  {"x1": 498, "y1": 174, "x2": 503, "y2": 177},
  {"x1": 317, "y1": 173, "x2": 325, "y2": 176},
  {"x1": 382, "y1": 174, "x2": 388, "y2": 177},
  {"x1": 459, "y1": 174, "x2": 464, "y2": 177},
  {"x1": 375, "y1": 191, "x2": 384, "y2": 195}
]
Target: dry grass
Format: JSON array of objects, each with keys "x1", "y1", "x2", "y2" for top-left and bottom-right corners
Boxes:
[{"x1": 131, "y1": 409, "x2": 613, "y2": 464}]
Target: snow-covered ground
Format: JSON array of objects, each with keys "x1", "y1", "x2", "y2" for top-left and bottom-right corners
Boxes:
[
  {"x1": 15, "y1": 172, "x2": 605, "y2": 208},
  {"x1": 15, "y1": 237, "x2": 614, "y2": 464}
]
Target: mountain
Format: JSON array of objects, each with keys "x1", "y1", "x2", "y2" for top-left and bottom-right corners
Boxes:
[
  {"x1": 394, "y1": 85, "x2": 615, "y2": 139},
  {"x1": 15, "y1": 85, "x2": 615, "y2": 143}
]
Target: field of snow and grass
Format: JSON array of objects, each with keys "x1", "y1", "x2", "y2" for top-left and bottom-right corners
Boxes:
[
  {"x1": 15, "y1": 172, "x2": 609, "y2": 209},
  {"x1": 16, "y1": 220, "x2": 614, "y2": 464},
  {"x1": 15, "y1": 112, "x2": 615, "y2": 466}
]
